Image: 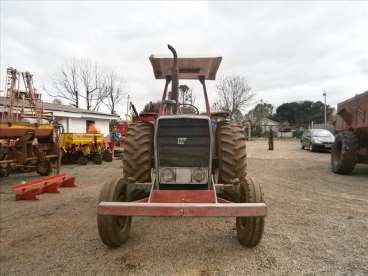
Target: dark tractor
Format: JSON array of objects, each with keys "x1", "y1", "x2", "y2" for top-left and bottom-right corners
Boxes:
[
  {"x1": 331, "y1": 91, "x2": 368, "y2": 174},
  {"x1": 97, "y1": 45, "x2": 267, "y2": 248}
]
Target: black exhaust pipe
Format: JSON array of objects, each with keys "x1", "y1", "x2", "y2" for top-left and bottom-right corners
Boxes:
[{"x1": 168, "y1": 44, "x2": 178, "y2": 114}]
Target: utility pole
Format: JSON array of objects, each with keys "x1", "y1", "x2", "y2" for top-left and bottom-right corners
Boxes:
[
  {"x1": 323, "y1": 91, "x2": 327, "y2": 129},
  {"x1": 126, "y1": 94, "x2": 130, "y2": 121}
]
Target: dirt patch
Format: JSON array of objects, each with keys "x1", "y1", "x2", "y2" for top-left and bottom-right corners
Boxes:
[{"x1": 1, "y1": 139, "x2": 367, "y2": 275}]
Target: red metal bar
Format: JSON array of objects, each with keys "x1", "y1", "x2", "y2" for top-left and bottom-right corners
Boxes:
[
  {"x1": 12, "y1": 173, "x2": 75, "y2": 200},
  {"x1": 134, "y1": 197, "x2": 149, "y2": 203},
  {"x1": 98, "y1": 202, "x2": 267, "y2": 217},
  {"x1": 42, "y1": 181, "x2": 62, "y2": 193},
  {"x1": 149, "y1": 190, "x2": 216, "y2": 203},
  {"x1": 12, "y1": 173, "x2": 66, "y2": 190},
  {"x1": 60, "y1": 177, "x2": 76, "y2": 187},
  {"x1": 15, "y1": 187, "x2": 41, "y2": 200},
  {"x1": 217, "y1": 197, "x2": 232, "y2": 203}
]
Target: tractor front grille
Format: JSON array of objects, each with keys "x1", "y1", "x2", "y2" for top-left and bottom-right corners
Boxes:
[{"x1": 157, "y1": 117, "x2": 211, "y2": 168}]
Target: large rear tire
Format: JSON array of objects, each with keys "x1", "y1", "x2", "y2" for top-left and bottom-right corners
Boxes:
[
  {"x1": 236, "y1": 177, "x2": 265, "y2": 247},
  {"x1": 217, "y1": 121, "x2": 247, "y2": 182},
  {"x1": 122, "y1": 123, "x2": 153, "y2": 182},
  {"x1": 331, "y1": 131, "x2": 358, "y2": 174},
  {"x1": 216, "y1": 121, "x2": 247, "y2": 201},
  {"x1": 97, "y1": 176, "x2": 132, "y2": 248}
]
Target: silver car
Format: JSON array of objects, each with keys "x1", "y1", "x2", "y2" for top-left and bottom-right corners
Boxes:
[{"x1": 301, "y1": 129, "x2": 335, "y2": 152}]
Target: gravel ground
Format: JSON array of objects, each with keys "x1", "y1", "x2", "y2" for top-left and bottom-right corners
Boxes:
[{"x1": 0, "y1": 139, "x2": 367, "y2": 275}]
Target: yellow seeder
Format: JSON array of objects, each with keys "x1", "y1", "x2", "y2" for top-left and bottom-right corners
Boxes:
[{"x1": 60, "y1": 126, "x2": 112, "y2": 165}]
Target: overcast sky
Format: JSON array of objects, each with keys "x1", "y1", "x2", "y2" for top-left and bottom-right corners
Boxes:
[{"x1": 1, "y1": 1, "x2": 368, "y2": 115}]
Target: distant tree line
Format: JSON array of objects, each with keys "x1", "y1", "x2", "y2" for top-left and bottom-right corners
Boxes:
[
  {"x1": 247, "y1": 100, "x2": 334, "y2": 126},
  {"x1": 247, "y1": 101, "x2": 273, "y2": 125},
  {"x1": 273, "y1": 101, "x2": 334, "y2": 128}
]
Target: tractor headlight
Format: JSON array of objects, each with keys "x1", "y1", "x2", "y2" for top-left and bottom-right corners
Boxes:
[
  {"x1": 160, "y1": 168, "x2": 176, "y2": 183},
  {"x1": 159, "y1": 167, "x2": 208, "y2": 184},
  {"x1": 191, "y1": 168, "x2": 207, "y2": 183}
]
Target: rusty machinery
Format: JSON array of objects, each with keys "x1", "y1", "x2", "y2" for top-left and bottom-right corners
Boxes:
[
  {"x1": 331, "y1": 91, "x2": 368, "y2": 174},
  {"x1": 97, "y1": 45, "x2": 267, "y2": 248},
  {"x1": 0, "y1": 68, "x2": 59, "y2": 177}
]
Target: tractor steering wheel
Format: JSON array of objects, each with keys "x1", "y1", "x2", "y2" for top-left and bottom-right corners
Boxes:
[{"x1": 177, "y1": 103, "x2": 200, "y2": 115}]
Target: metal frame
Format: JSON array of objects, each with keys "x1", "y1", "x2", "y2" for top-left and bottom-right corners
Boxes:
[
  {"x1": 158, "y1": 77, "x2": 211, "y2": 116},
  {"x1": 98, "y1": 178, "x2": 267, "y2": 218},
  {"x1": 153, "y1": 51, "x2": 221, "y2": 116},
  {"x1": 1, "y1": 68, "x2": 53, "y2": 122}
]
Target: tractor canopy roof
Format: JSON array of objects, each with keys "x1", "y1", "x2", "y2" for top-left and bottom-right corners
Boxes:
[{"x1": 149, "y1": 56, "x2": 222, "y2": 80}]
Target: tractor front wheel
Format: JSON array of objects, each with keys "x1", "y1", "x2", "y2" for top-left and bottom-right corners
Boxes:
[
  {"x1": 97, "y1": 176, "x2": 132, "y2": 248},
  {"x1": 236, "y1": 177, "x2": 265, "y2": 247},
  {"x1": 331, "y1": 131, "x2": 358, "y2": 174}
]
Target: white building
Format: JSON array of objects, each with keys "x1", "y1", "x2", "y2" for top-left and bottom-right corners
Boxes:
[
  {"x1": 0, "y1": 97, "x2": 119, "y2": 136},
  {"x1": 259, "y1": 117, "x2": 280, "y2": 134},
  {"x1": 44, "y1": 102, "x2": 119, "y2": 135}
]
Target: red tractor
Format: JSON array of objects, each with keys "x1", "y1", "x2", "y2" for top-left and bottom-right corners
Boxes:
[
  {"x1": 97, "y1": 45, "x2": 267, "y2": 247},
  {"x1": 331, "y1": 91, "x2": 368, "y2": 174}
]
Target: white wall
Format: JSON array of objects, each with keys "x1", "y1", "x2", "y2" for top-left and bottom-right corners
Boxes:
[
  {"x1": 56, "y1": 117, "x2": 110, "y2": 136},
  {"x1": 93, "y1": 118, "x2": 110, "y2": 136},
  {"x1": 56, "y1": 117, "x2": 69, "y2": 132},
  {"x1": 278, "y1": 132, "x2": 293, "y2": 138},
  {"x1": 68, "y1": 118, "x2": 87, "y2": 133}
]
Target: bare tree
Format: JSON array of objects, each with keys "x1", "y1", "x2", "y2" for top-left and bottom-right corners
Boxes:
[
  {"x1": 212, "y1": 75, "x2": 255, "y2": 119},
  {"x1": 47, "y1": 59, "x2": 111, "y2": 111},
  {"x1": 102, "y1": 72, "x2": 125, "y2": 115},
  {"x1": 79, "y1": 60, "x2": 106, "y2": 111},
  {"x1": 47, "y1": 60, "x2": 80, "y2": 107}
]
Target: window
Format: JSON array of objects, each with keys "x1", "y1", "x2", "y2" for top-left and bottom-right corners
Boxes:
[{"x1": 86, "y1": 120, "x2": 95, "y2": 132}]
